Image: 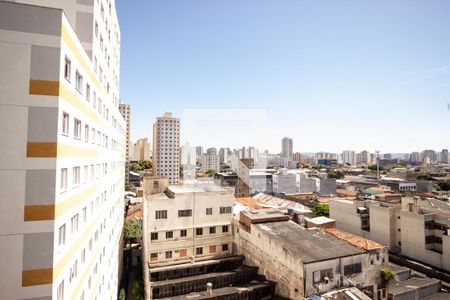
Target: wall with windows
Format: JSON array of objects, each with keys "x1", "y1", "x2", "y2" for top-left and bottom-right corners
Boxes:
[
  {"x1": 0, "y1": 1, "x2": 125, "y2": 299},
  {"x1": 143, "y1": 187, "x2": 234, "y2": 269}
]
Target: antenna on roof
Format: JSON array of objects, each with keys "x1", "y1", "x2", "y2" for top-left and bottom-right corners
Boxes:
[{"x1": 447, "y1": 102, "x2": 450, "y2": 111}]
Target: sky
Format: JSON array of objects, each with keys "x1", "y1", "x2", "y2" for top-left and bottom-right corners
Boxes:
[{"x1": 116, "y1": 0, "x2": 450, "y2": 153}]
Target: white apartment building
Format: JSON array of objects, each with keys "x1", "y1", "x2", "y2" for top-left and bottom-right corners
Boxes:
[
  {"x1": 142, "y1": 182, "x2": 234, "y2": 295},
  {"x1": 0, "y1": 1, "x2": 125, "y2": 300},
  {"x1": 152, "y1": 112, "x2": 180, "y2": 184},
  {"x1": 119, "y1": 102, "x2": 131, "y2": 185},
  {"x1": 330, "y1": 198, "x2": 450, "y2": 272},
  {"x1": 200, "y1": 154, "x2": 220, "y2": 173},
  {"x1": 272, "y1": 168, "x2": 297, "y2": 195},
  {"x1": 342, "y1": 150, "x2": 356, "y2": 165},
  {"x1": 281, "y1": 137, "x2": 293, "y2": 162}
]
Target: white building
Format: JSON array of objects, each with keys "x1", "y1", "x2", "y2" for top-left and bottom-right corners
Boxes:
[
  {"x1": 342, "y1": 150, "x2": 356, "y2": 165},
  {"x1": 152, "y1": 112, "x2": 180, "y2": 184},
  {"x1": 272, "y1": 168, "x2": 297, "y2": 194},
  {"x1": 119, "y1": 102, "x2": 131, "y2": 185},
  {"x1": 142, "y1": 181, "x2": 234, "y2": 296},
  {"x1": 200, "y1": 154, "x2": 220, "y2": 173},
  {"x1": 0, "y1": 1, "x2": 125, "y2": 299},
  {"x1": 281, "y1": 137, "x2": 293, "y2": 163}
]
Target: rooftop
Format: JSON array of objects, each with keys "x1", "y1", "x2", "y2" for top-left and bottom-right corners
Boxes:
[
  {"x1": 325, "y1": 228, "x2": 385, "y2": 251},
  {"x1": 253, "y1": 193, "x2": 311, "y2": 213},
  {"x1": 305, "y1": 216, "x2": 335, "y2": 225},
  {"x1": 388, "y1": 277, "x2": 440, "y2": 296},
  {"x1": 256, "y1": 221, "x2": 365, "y2": 263}
]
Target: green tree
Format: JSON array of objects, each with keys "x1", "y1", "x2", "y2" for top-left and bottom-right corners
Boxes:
[
  {"x1": 123, "y1": 220, "x2": 142, "y2": 250},
  {"x1": 132, "y1": 280, "x2": 144, "y2": 300},
  {"x1": 437, "y1": 181, "x2": 450, "y2": 191},
  {"x1": 130, "y1": 163, "x2": 143, "y2": 172},
  {"x1": 118, "y1": 289, "x2": 126, "y2": 300},
  {"x1": 327, "y1": 170, "x2": 345, "y2": 179},
  {"x1": 311, "y1": 204, "x2": 329, "y2": 217},
  {"x1": 205, "y1": 169, "x2": 217, "y2": 177},
  {"x1": 140, "y1": 160, "x2": 152, "y2": 170},
  {"x1": 380, "y1": 267, "x2": 395, "y2": 297}
]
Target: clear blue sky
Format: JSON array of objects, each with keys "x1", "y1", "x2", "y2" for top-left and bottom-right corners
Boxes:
[{"x1": 116, "y1": 0, "x2": 450, "y2": 153}]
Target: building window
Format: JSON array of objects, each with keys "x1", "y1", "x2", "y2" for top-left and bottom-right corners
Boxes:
[
  {"x1": 150, "y1": 253, "x2": 158, "y2": 261},
  {"x1": 57, "y1": 280, "x2": 64, "y2": 300},
  {"x1": 84, "y1": 125, "x2": 89, "y2": 142},
  {"x1": 196, "y1": 228, "x2": 203, "y2": 236},
  {"x1": 220, "y1": 206, "x2": 232, "y2": 214},
  {"x1": 209, "y1": 245, "x2": 216, "y2": 253},
  {"x1": 209, "y1": 227, "x2": 216, "y2": 234},
  {"x1": 86, "y1": 83, "x2": 90, "y2": 102},
  {"x1": 155, "y1": 210, "x2": 167, "y2": 219},
  {"x1": 75, "y1": 71, "x2": 83, "y2": 93},
  {"x1": 151, "y1": 232, "x2": 158, "y2": 241},
  {"x1": 222, "y1": 225, "x2": 229, "y2": 233},
  {"x1": 74, "y1": 119, "x2": 81, "y2": 139},
  {"x1": 69, "y1": 260, "x2": 77, "y2": 282},
  {"x1": 165, "y1": 251, "x2": 172, "y2": 259},
  {"x1": 180, "y1": 229, "x2": 187, "y2": 237},
  {"x1": 82, "y1": 206, "x2": 87, "y2": 223},
  {"x1": 178, "y1": 209, "x2": 192, "y2": 217},
  {"x1": 153, "y1": 181, "x2": 159, "y2": 188},
  {"x1": 196, "y1": 247, "x2": 203, "y2": 255},
  {"x1": 58, "y1": 224, "x2": 66, "y2": 246},
  {"x1": 73, "y1": 166, "x2": 80, "y2": 187},
  {"x1": 64, "y1": 57, "x2": 71, "y2": 81},
  {"x1": 343, "y1": 263, "x2": 362, "y2": 276},
  {"x1": 60, "y1": 168, "x2": 68, "y2": 192},
  {"x1": 62, "y1": 112, "x2": 69, "y2": 136},
  {"x1": 166, "y1": 231, "x2": 173, "y2": 239},
  {"x1": 71, "y1": 213, "x2": 79, "y2": 234},
  {"x1": 206, "y1": 208, "x2": 212, "y2": 215}
]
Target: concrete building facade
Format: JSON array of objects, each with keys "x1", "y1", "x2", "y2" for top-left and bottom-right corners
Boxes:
[
  {"x1": 152, "y1": 112, "x2": 180, "y2": 184},
  {"x1": 0, "y1": 1, "x2": 125, "y2": 299},
  {"x1": 119, "y1": 102, "x2": 131, "y2": 185}
]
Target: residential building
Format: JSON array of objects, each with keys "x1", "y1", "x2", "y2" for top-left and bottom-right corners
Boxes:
[
  {"x1": 134, "y1": 137, "x2": 150, "y2": 161},
  {"x1": 200, "y1": 153, "x2": 220, "y2": 173},
  {"x1": 206, "y1": 147, "x2": 217, "y2": 156},
  {"x1": 195, "y1": 145, "x2": 203, "y2": 160},
  {"x1": 360, "y1": 150, "x2": 370, "y2": 164},
  {"x1": 293, "y1": 152, "x2": 303, "y2": 162},
  {"x1": 0, "y1": 1, "x2": 124, "y2": 299},
  {"x1": 281, "y1": 137, "x2": 293, "y2": 163},
  {"x1": 119, "y1": 102, "x2": 131, "y2": 185},
  {"x1": 152, "y1": 112, "x2": 180, "y2": 184},
  {"x1": 441, "y1": 149, "x2": 448, "y2": 164},
  {"x1": 142, "y1": 182, "x2": 234, "y2": 296},
  {"x1": 329, "y1": 198, "x2": 450, "y2": 272},
  {"x1": 218, "y1": 147, "x2": 231, "y2": 165},
  {"x1": 410, "y1": 152, "x2": 420, "y2": 164},
  {"x1": 235, "y1": 209, "x2": 388, "y2": 299},
  {"x1": 342, "y1": 150, "x2": 356, "y2": 165}
]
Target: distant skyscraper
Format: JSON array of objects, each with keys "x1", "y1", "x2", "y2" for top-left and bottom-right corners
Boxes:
[
  {"x1": 196, "y1": 146, "x2": 203, "y2": 159},
  {"x1": 153, "y1": 112, "x2": 180, "y2": 184},
  {"x1": 206, "y1": 147, "x2": 217, "y2": 156},
  {"x1": 441, "y1": 149, "x2": 449, "y2": 164},
  {"x1": 410, "y1": 152, "x2": 420, "y2": 164},
  {"x1": 360, "y1": 150, "x2": 370, "y2": 164},
  {"x1": 119, "y1": 102, "x2": 131, "y2": 185},
  {"x1": 281, "y1": 137, "x2": 293, "y2": 162}
]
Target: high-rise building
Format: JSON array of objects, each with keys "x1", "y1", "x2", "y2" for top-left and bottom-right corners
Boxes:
[
  {"x1": 410, "y1": 152, "x2": 420, "y2": 164},
  {"x1": 441, "y1": 149, "x2": 448, "y2": 164},
  {"x1": 0, "y1": 1, "x2": 124, "y2": 299},
  {"x1": 119, "y1": 102, "x2": 131, "y2": 185},
  {"x1": 206, "y1": 147, "x2": 217, "y2": 156},
  {"x1": 281, "y1": 137, "x2": 293, "y2": 162},
  {"x1": 195, "y1": 146, "x2": 203, "y2": 159},
  {"x1": 200, "y1": 154, "x2": 220, "y2": 173},
  {"x1": 134, "y1": 138, "x2": 150, "y2": 161},
  {"x1": 342, "y1": 150, "x2": 356, "y2": 165},
  {"x1": 152, "y1": 112, "x2": 180, "y2": 184},
  {"x1": 360, "y1": 150, "x2": 370, "y2": 164}
]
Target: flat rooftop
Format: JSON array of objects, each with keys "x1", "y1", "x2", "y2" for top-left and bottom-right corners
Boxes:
[
  {"x1": 388, "y1": 277, "x2": 440, "y2": 296},
  {"x1": 257, "y1": 221, "x2": 365, "y2": 263},
  {"x1": 169, "y1": 184, "x2": 230, "y2": 194}
]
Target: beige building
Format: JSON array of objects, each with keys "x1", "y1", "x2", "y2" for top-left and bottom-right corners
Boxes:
[
  {"x1": 119, "y1": 102, "x2": 131, "y2": 185},
  {"x1": 142, "y1": 181, "x2": 234, "y2": 298},
  {"x1": 330, "y1": 198, "x2": 450, "y2": 272},
  {"x1": 152, "y1": 112, "x2": 180, "y2": 184},
  {"x1": 0, "y1": 1, "x2": 125, "y2": 299},
  {"x1": 134, "y1": 137, "x2": 150, "y2": 161},
  {"x1": 235, "y1": 209, "x2": 388, "y2": 299},
  {"x1": 200, "y1": 153, "x2": 220, "y2": 173}
]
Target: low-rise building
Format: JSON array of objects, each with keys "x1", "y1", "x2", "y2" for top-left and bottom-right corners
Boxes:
[
  {"x1": 234, "y1": 209, "x2": 388, "y2": 299},
  {"x1": 273, "y1": 168, "x2": 297, "y2": 194}
]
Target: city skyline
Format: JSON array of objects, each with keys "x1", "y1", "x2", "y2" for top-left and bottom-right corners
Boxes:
[{"x1": 117, "y1": 0, "x2": 450, "y2": 152}]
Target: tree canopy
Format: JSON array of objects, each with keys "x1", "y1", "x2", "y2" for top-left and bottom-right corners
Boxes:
[{"x1": 131, "y1": 160, "x2": 152, "y2": 172}]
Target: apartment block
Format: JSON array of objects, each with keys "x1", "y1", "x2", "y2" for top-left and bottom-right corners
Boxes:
[
  {"x1": 200, "y1": 153, "x2": 220, "y2": 173},
  {"x1": 152, "y1": 112, "x2": 180, "y2": 184},
  {"x1": 330, "y1": 198, "x2": 450, "y2": 271},
  {"x1": 0, "y1": 1, "x2": 125, "y2": 299},
  {"x1": 134, "y1": 137, "x2": 150, "y2": 161},
  {"x1": 119, "y1": 102, "x2": 131, "y2": 186}
]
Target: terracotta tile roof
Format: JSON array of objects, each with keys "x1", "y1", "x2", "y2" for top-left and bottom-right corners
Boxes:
[
  {"x1": 325, "y1": 228, "x2": 385, "y2": 251},
  {"x1": 235, "y1": 197, "x2": 263, "y2": 209},
  {"x1": 126, "y1": 204, "x2": 143, "y2": 221}
]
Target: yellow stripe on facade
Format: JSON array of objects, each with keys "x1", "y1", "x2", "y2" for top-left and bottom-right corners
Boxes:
[
  {"x1": 55, "y1": 185, "x2": 97, "y2": 218},
  {"x1": 27, "y1": 142, "x2": 58, "y2": 158},
  {"x1": 22, "y1": 268, "x2": 53, "y2": 287},
  {"x1": 59, "y1": 84, "x2": 101, "y2": 124},
  {"x1": 61, "y1": 26, "x2": 100, "y2": 89},
  {"x1": 26, "y1": 142, "x2": 98, "y2": 158},
  {"x1": 71, "y1": 244, "x2": 102, "y2": 300}
]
